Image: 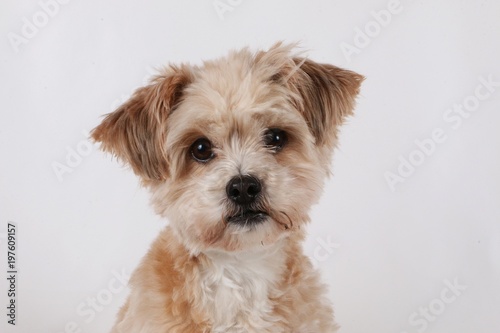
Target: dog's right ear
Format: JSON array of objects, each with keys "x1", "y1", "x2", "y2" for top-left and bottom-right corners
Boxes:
[{"x1": 91, "y1": 65, "x2": 193, "y2": 182}]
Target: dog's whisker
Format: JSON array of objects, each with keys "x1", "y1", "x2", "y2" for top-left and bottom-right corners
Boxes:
[{"x1": 280, "y1": 211, "x2": 293, "y2": 228}]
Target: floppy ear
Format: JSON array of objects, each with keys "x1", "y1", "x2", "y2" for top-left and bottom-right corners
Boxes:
[
  {"x1": 91, "y1": 65, "x2": 193, "y2": 181},
  {"x1": 289, "y1": 58, "x2": 364, "y2": 148}
]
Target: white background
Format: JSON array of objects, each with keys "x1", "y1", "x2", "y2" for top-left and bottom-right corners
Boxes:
[{"x1": 1, "y1": 1, "x2": 499, "y2": 332}]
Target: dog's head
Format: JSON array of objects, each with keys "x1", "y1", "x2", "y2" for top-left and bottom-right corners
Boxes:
[{"x1": 92, "y1": 43, "x2": 363, "y2": 254}]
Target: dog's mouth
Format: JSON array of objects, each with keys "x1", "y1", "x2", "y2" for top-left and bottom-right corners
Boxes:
[{"x1": 226, "y1": 210, "x2": 268, "y2": 226}]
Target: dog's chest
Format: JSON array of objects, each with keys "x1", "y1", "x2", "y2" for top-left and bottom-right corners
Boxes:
[{"x1": 198, "y1": 251, "x2": 285, "y2": 333}]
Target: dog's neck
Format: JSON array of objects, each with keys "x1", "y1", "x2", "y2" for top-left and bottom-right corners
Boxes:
[
  {"x1": 199, "y1": 237, "x2": 289, "y2": 290},
  {"x1": 195, "y1": 238, "x2": 289, "y2": 332}
]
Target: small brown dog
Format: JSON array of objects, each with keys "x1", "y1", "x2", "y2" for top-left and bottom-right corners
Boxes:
[{"x1": 92, "y1": 42, "x2": 363, "y2": 333}]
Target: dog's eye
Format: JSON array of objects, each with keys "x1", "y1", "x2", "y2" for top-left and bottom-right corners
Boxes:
[
  {"x1": 264, "y1": 128, "x2": 287, "y2": 151},
  {"x1": 190, "y1": 138, "x2": 214, "y2": 162}
]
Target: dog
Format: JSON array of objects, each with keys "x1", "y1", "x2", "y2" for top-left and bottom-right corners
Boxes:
[{"x1": 91, "y1": 42, "x2": 363, "y2": 333}]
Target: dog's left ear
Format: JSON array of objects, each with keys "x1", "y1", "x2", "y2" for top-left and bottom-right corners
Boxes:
[
  {"x1": 91, "y1": 65, "x2": 193, "y2": 182},
  {"x1": 288, "y1": 58, "x2": 364, "y2": 148}
]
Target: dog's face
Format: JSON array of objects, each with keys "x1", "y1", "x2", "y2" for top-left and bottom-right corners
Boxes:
[{"x1": 92, "y1": 43, "x2": 363, "y2": 254}]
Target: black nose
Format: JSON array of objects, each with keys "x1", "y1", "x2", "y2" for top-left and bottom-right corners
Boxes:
[{"x1": 226, "y1": 175, "x2": 262, "y2": 205}]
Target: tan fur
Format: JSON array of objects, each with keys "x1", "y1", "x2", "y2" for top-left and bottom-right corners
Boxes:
[{"x1": 92, "y1": 42, "x2": 363, "y2": 333}]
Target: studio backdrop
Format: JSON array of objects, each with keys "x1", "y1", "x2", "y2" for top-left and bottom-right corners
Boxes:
[{"x1": 1, "y1": 1, "x2": 499, "y2": 333}]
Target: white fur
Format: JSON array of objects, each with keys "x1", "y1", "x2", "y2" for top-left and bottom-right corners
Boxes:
[{"x1": 199, "y1": 240, "x2": 288, "y2": 332}]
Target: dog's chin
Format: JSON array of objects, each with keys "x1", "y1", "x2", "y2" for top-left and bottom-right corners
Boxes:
[{"x1": 226, "y1": 210, "x2": 269, "y2": 228}]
